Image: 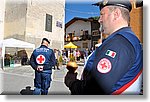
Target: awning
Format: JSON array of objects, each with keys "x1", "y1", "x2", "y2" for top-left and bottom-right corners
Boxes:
[
  {"x1": 1, "y1": 38, "x2": 35, "y2": 49},
  {"x1": 0, "y1": 38, "x2": 35, "y2": 68},
  {"x1": 64, "y1": 42, "x2": 80, "y2": 49}
]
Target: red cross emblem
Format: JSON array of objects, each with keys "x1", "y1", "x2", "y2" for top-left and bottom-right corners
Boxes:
[
  {"x1": 101, "y1": 62, "x2": 107, "y2": 70},
  {"x1": 97, "y1": 58, "x2": 112, "y2": 73},
  {"x1": 36, "y1": 55, "x2": 45, "y2": 64}
]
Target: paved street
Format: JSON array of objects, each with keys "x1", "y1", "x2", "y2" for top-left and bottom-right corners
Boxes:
[{"x1": 0, "y1": 64, "x2": 84, "y2": 95}]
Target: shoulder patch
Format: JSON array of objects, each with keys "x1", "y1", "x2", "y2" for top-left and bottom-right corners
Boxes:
[
  {"x1": 97, "y1": 58, "x2": 112, "y2": 73},
  {"x1": 105, "y1": 50, "x2": 116, "y2": 58}
]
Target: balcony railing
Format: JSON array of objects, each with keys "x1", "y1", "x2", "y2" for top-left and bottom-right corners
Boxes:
[
  {"x1": 65, "y1": 30, "x2": 92, "y2": 42},
  {"x1": 64, "y1": 34, "x2": 92, "y2": 42}
]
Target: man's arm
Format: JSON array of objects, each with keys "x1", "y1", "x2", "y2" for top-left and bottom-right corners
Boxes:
[
  {"x1": 92, "y1": 35, "x2": 135, "y2": 94},
  {"x1": 50, "y1": 50, "x2": 56, "y2": 66},
  {"x1": 43, "y1": 49, "x2": 56, "y2": 70},
  {"x1": 29, "y1": 53, "x2": 37, "y2": 70},
  {"x1": 64, "y1": 69, "x2": 102, "y2": 95},
  {"x1": 65, "y1": 72, "x2": 87, "y2": 95}
]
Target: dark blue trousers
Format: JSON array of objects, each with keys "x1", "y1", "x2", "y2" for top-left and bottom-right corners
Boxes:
[{"x1": 33, "y1": 70, "x2": 52, "y2": 95}]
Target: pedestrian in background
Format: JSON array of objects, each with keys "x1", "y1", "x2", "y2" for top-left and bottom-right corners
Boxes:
[
  {"x1": 76, "y1": 50, "x2": 81, "y2": 61},
  {"x1": 54, "y1": 49, "x2": 60, "y2": 70},
  {"x1": 30, "y1": 38, "x2": 56, "y2": 95}
]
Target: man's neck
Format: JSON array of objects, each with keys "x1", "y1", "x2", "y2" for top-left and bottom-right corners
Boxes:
[
  {"x1": 110, "y1": 22, "x2": 128, "y2": 35},
  {"x1": 110, "y1": 17, "x2": 129, "y2": 35},
  {"x1": 41, "y1": 44, "x2": 48, "y2": 47}
]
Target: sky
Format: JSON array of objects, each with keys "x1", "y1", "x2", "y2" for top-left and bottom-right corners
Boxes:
[{"x1": 65, "y1": 0, "x2": 100, "y2": 23}]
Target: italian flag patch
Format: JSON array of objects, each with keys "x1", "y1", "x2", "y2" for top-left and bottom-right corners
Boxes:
[{"x1": 105, "y1": 50, "x2": 116, "y2": 58}]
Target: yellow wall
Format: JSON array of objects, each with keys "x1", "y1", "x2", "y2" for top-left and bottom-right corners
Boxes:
[
  {"x1": 130, "y1": 0, "x2": 143, "y2": 43},
  {"x1": 130, "y1": 7, "x2": 143, "y2": 43}
]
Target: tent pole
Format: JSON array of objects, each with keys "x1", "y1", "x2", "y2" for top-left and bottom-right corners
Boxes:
[{"x1": 2, "y1": 45, "x2": 5, "y2": 69}]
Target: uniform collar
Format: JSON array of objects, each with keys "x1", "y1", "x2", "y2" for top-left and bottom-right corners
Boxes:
[
  {"x1": 101, "y1": 27, "x2": 131, "y2": 45},
  {"x1": 40, "y1": 45, "x2": 48, "y2": 48},
  {"x1": 114, "y1": 27, "x2": 131, "y2": 33},
  {"x1": 107, "y1": 27, "x2": 131, "y2": 39}
]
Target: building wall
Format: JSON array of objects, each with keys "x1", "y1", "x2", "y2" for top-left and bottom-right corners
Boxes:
[
  {"x1": 0, "y1": 0, "x2": 5, "y2": 41},
  {"x1": 3, "y1": 0, "x2": 65, "y2": 57},
  {"x1": 4, "y1": 0, "x2": 27, "y2": 40},
  {"x1": 66, "y1": 20, "x2": 91, "y2": 50},
  {"x1": 25, "y1": 0, "x2": 65, "y2": 50},
  {"x1": 4, "y1": 0, "x2": 65, "y2": 48},
  {"x1": 130, "y1": 6, "x2": 143, "y2": 43},
  {"x1": 66, "y1": 20, "x2": 91, "y2": 36},
  {"x1": 0, "y1": 0, "x2": 5, "y2": 92}
]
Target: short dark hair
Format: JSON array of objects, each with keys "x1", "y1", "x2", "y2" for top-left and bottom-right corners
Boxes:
[
  {"x1": 41, "y1": 38, "x2": 50, "y2": 44},
  {"x1": 108, "y1": 6, "x2": 130, "y2": 25}
]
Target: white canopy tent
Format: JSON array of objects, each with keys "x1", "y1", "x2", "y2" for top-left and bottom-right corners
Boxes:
[
  {"x1": 1, "y1": 38, "x2": 35, "y2": 48},
  {"x1": 0, "y1": 38, "x2": 35, "y2": 68}
]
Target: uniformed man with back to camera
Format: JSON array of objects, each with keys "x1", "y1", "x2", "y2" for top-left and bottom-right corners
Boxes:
[
  {"x1": 30, "y1": 38, "x2": 56, "y2": 95},
  {"x1": 64, "y1": 0, "x2": 143, "y2": 95}
]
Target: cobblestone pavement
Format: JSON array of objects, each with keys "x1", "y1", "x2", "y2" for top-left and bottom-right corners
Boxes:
[{"x1": 0, "y1": 64, "x2": 84, "y2": 95}]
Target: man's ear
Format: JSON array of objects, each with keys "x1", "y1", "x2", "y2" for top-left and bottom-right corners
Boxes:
[{"x1": 113, "y1": 8, "x2": 121, "y2": 21}]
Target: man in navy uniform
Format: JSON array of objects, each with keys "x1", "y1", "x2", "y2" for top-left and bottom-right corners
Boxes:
[
  {"x1": 64, "y1": 0, "x2": 143, "y2": 95},
  {"x1": 30, "y1": 38, "x2": 56, "y2": 95}
]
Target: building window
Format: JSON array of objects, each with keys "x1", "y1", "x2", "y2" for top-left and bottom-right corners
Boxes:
[
  {"x1": 92, "y1": 30, "x2": 100, "y2": 36},
  {"x1": 45, "y1": 14, "x2": 52, "y2": 32},
  {"x1": 83, "y1": 42, "x2": 88, "y2": 48},
  {"x1": 84, "y1": 30, "x2": 89, "y2": 35}
]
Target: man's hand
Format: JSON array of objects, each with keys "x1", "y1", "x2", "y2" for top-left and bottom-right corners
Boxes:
[
  {"x1": 64, "y1": 71, "x2": 77, "y2": 87},
  {"x1": 36, "y1": 66, "x2": 43, "y2": 71}
]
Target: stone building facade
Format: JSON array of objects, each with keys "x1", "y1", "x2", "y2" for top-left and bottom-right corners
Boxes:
[
  {"x1": 0, "y1": 0, "x2": 65, "y2": 90},
  {"x1": 4, "y1": 0, "x2": 65, "y2": 56},
  {"x1": 0, "y1": 0, "x2": 5, "y2": 41}
]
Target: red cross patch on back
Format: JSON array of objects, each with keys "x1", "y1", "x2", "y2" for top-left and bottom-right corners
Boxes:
[{"x1": 36, "y1": 54, "x2": 46, "y2": 64}]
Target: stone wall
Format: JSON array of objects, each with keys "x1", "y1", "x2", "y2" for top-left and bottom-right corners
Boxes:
[
  {"x1": 4, "y1": 0, "x2": 27, "y2": 40},
  {"x1": 0, "y1": 0, "x2": 5, "y2": 41},
  {"x1": 25, "y1": 0, "x2": 65, "y2": 50},
  {"x1": 4, "y1": 0, "x2": 65, "y2": 50}
]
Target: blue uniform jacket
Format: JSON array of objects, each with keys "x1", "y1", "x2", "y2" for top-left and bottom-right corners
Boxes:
[
  {"x1": 69, "y1": 27, "x2": 143, "y2": 95},
  {"x1": 92, "y1": 27, "x2": 143, "y2": 94},
  {"x1": 30, "y1": 45, "x2": 56, "y2": 73}
]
